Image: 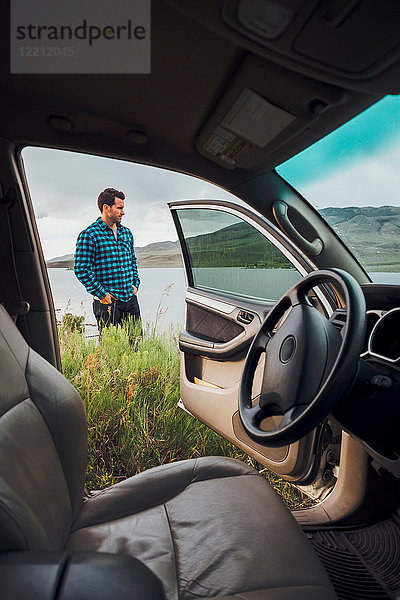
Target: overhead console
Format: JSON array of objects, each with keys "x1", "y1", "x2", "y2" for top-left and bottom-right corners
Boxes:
[
  {"x1": 169, "y1": 0, "x2": 400, "y2": 93},
  {"x1": 222, "y1": 0, "x2": 400, "y2": 92}
]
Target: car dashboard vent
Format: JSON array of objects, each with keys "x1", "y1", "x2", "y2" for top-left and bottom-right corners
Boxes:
[{"x1": 330, "y1": 310, "x2": 347, "y2": 333}]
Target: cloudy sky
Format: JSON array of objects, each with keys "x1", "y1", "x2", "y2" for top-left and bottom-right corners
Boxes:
[
  {"x1": 23, "y1": 147, "x2": 238, "y2": 259},
  {"x1": 23, "y1": 95, "x2": 400, "y2": 260}
]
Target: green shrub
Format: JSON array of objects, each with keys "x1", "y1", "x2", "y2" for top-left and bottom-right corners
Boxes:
[
  {"x1": 61, "y1": 312, "x2": 85, "y2": 334},
  {"x1": 59, "y1": 319, "x2": 313, "y2": 509}
]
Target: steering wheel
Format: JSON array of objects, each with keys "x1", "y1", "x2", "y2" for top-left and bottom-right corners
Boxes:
[{"x1": 239, "y1": 269, "x2": 366, "y2": 447}]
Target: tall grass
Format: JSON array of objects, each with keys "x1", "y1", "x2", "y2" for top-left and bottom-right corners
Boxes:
[{"x1": 59, "y1": 315, "x2": 313, "y2": 509}]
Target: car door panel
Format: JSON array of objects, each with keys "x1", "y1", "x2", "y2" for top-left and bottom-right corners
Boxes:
[
  {"x1": 170, "y1": 200, "x2": 325, "y2": 484},
  {"x1": 180, "y1": 328, "x2": 318, "y2": 478}
]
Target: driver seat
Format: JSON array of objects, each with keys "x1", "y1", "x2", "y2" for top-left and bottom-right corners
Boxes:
[{"x1": 0, "y1": 304, "x2": 337, "y2": 599}]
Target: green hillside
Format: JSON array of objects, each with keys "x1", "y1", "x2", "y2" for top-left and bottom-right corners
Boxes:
[{"x1": 185, "y1": 221, "x2": 293, "y2": 269}]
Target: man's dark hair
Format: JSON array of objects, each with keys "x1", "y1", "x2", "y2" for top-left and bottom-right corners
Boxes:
[{"x1": 97, "y1": 188, "x2": 125, "y2": 212}]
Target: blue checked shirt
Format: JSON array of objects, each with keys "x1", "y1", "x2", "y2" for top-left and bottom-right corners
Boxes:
[{"x1": 74, "y1": 217, "x2": 140, "y2": 301}]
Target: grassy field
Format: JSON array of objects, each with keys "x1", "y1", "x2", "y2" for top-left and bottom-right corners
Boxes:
[{"x1": 59, "y1": 315, "x2": 313, "y2": 509}]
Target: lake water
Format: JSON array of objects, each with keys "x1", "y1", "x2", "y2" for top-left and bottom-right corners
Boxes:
[
  {"x1": 48, "y1": 268, "x2": 400, "y2": 336},
  {"x1": 370, "y1": 272, "x2": 400, "y2": 284},
  {"x1": 48, "y1": 267, "x2": 187, "y2": 334}
]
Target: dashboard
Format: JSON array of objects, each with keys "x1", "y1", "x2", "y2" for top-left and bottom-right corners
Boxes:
[
  {"x1": 366, "y1": 308, "x2": 400, "y2": 364},
  {"x1": 330, "y1": 284, "x2": 400, "y2": 481}
]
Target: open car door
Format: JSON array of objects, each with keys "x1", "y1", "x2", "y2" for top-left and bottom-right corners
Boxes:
[{"x1": 169, "y1": 200, "x2": 339, "y2": 493}]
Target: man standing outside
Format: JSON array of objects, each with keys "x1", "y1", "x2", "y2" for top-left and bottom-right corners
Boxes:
[{"x1": 74, "y1": 188, "x2": 141, "y2": 332}]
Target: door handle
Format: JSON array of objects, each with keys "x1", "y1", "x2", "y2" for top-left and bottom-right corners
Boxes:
[{"x1": 237, "y1": 310, "x2": 254, "y2": 325}]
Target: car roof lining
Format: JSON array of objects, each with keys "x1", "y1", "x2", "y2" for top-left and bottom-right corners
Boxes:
[{"x1": 0, "y1": 0, "x2": 397, "y2": 189}]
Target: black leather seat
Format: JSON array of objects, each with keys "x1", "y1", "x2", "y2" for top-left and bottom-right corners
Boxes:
[{"x1": 0, "y1": 305, "x2": 337, "y2": 599}]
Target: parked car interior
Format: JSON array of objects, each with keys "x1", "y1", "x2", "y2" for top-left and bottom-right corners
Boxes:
[{"x1": 1, "y1": 1, "x2": 400, "y2": 599}]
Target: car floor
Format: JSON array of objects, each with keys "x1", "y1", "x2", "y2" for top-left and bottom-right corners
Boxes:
[{"x1": 306, "y1": 516, "x2": 400, "y2": 599}]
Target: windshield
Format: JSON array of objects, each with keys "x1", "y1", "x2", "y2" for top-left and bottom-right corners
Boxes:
[{"x1": 276, "y1": 95, "x2": 400, "y2": 284}]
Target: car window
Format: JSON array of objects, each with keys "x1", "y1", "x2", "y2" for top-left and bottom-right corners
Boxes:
[
  {"x1": 175, "y1": 207, "x2": 301, "y2": 302},
  {"x1": 276, "y1": 95, "x2": 400, "y2": 285}
]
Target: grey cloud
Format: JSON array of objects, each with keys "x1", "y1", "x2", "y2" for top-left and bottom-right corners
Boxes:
[{"x1": 23, "y1": 147, "x2": 237, "y2": 223}]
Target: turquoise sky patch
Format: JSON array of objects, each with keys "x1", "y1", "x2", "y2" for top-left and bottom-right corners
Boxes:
[{"x1": 276, "y1": 95, "x2": 400, "y2": 187}]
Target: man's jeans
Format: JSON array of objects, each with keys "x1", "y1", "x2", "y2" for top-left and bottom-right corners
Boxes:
[{"x1": 93, "y1": 295, "x2": 141, "y2": 333}]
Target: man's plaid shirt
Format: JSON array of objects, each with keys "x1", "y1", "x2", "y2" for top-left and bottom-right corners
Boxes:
[{"x1": 74, "y1": 217, "x2": 140, "y2": 301}]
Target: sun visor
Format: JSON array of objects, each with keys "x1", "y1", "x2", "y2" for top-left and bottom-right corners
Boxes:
[
  {"x1": 196, "y1": 56, "x2": 344, "y2": 170},
  {"x1": 222, "y1": 89, "x2": 295, "y2": 150}
]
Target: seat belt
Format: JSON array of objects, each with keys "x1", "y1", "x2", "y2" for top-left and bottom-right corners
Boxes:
[{"x1": 0, "y1": 192, "x2": 30, "y2": 341}]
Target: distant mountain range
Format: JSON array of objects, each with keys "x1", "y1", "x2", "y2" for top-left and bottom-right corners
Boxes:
[
  {"x1": 47, "y1": 240, "x2": 183, "y2": 269},
  {"x1": 46, "y1": 206, "x2": 400, "y2": 272},
  {"x1": 320, "y1": 206, "x2": 400, "y2": 271}
]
